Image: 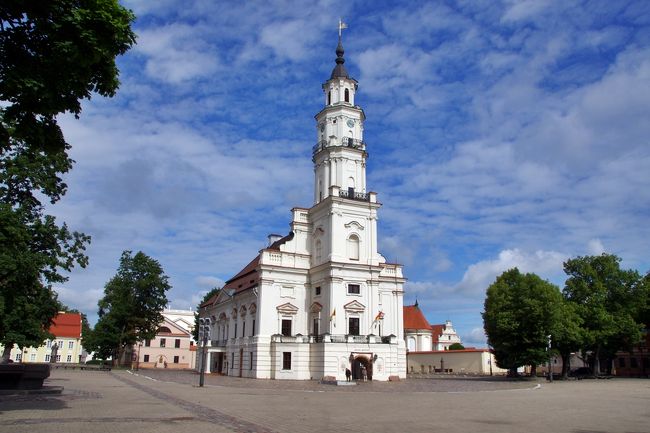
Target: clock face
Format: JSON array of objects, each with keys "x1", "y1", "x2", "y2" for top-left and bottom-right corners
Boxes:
[{"x1": 346, "y1": 119, "x2": 355, "y2": 128}]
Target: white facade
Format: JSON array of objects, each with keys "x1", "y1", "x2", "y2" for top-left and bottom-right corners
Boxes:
[{"x1": 197, "y1": 37, "x2": 406, "y2": 381}]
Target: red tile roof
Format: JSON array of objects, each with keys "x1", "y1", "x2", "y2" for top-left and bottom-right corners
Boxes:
[
  {"x1": 201, "y1": 232, "x2": 295, "y2": 308},
  {"x1": 430, "y1": 324, "x2": 445, "y2": 343},
  {"x1": 49, "y1": 313, "x2": 82, "y2": 338},
  {"x1": 403, "y1": 305, "x2": 432, "y2": 330}
]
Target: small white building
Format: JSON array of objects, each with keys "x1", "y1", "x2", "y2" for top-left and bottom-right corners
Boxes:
[
  {"x1": 404, "y1": 303, "x2": 462, "y2": 351},
  {"x1": 197, "y1": 35, "x2": 407, "y2": 381}
]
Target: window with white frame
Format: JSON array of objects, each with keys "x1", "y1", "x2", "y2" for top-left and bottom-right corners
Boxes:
[
  {"x1": 45, "y1": 354, "x2": 51, "y2": 362},
  {"x1": 281, "y1": 318, "x2": 292, "y2": 336},
  {"x1": 15, "y1": 353, "x2": 22, "y2": 362},
  {"x1": 68, "y1": 341, "x2": 74, "y2": 349},
  {"x1": 66, "y1": 355, "x2": 72, "y2": 362},
  {"x1": 347, "y1": 284, "x2": 361, "y2": 295},
  {"x1": 46, "y1": 340, "x2": 52, "y2": 348},
  {"x1": 348, "y1": 317, "x2": 360, "y2": 336},
  {"x1": 30, "y1": 353, "x2": 36, "y2": 361}
]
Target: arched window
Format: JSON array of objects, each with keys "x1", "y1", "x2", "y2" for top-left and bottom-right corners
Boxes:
[
  {"x1": 328, "y1": 91, "x2": 331, "y2": 105},
  {"x1": 347, "y1": 234, "x2": 359, "y2": 260},
  {"x1": 157, "y1": 326, "x2": 171, "y2": 334},
  {"x1": 344, "y1": 88, "x2": 350, "y2": 102},
  {"x1": 315, "y1": 240, "x2": 322, "y2": 262}
]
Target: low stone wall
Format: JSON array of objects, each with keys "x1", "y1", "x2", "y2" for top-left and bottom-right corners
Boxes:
[{"x1": 0, "y1": 363, "x2": 51, "y2": 389}]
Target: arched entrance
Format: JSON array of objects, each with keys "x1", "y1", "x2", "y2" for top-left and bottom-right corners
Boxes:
[{"x1": 351, "y1": 355, "x2": 373, "y2": 381}]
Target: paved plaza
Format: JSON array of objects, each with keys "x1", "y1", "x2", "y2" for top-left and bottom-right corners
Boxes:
[{"x1": 0, "y1": 369, "x2": 648, "y2": 433}]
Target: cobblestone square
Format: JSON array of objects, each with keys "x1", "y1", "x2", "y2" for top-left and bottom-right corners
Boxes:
[{"x1": 0, "y1": 369, "x2": 647, "y2": 433}]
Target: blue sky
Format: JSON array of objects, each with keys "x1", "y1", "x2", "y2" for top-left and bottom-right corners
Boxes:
[{"x1": 51, "y1": 0, "x2": 650, "y2": 347}]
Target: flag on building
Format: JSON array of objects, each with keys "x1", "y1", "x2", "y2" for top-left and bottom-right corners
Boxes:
[
  {"x1": 374, "y1": 311, "x2": 384, "y2": 322},
  {"x1": 330, "y1": 308, "x2": 336, "y2": 321}
]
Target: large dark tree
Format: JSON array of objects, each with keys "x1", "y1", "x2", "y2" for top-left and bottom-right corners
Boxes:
[
  {"x1": 0, "y1": 1, "x2": 135, "y2": 361},
  {"x1": 483, "y1": 268, "x2": 563, "y2": 375},
  {"x1": 85, "y1": 251, "x2": 171, "y2": 365},
  {"x1": 563, "y1": 254, "x2": 645, "y2": 375}
]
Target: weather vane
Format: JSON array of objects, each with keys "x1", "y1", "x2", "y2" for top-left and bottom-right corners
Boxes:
[{"x1": 338, "y1": 18, "x2": 348, "y2": 39}]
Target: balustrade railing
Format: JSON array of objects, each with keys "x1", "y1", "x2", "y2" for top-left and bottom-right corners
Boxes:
[
  {"x1": 339, "y1": 189, "x2": 370, "y2": 202},
  {"x1": 312, "y1": 137, "x2": 366, "y2": 154}
]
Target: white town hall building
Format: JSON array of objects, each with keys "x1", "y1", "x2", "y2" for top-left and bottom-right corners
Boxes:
[{"x1": 197, "y1": 34, "x2": 407, "y2": 381}]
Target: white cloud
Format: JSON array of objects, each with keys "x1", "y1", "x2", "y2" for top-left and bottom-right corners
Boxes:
[
  {"x1": 54, "y1": 286, "x2": 104, "y2": 313},
  {"x1": 195, "y1": 276, "x2": 225, "y2": 289},
  {"x1": 587, "y1": 239, "x2": 605, "y2": 255},
  {"x1": 455, "y1": 249, "x2": 567, "y2": 295}
]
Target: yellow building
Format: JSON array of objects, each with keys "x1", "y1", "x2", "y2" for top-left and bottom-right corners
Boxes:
[{"x1": 3, "y1": 312, "x2": 85, "y2": 364}]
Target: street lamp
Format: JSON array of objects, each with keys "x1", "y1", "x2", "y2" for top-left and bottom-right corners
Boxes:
[
  {"x1": 547, "y1": 334, "x2": 553, "y2": 382},
  {"x1": 199, "y1": 318, "x2": 211, "y2": 387}
]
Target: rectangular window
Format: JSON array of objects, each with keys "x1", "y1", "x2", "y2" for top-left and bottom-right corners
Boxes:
[
  {"x1": 349, "y1": 317, "x2": 360, "y2": 336},
  {"x1": 173, "y1": 356, "x2": 179, "y2": 364},
  {"x1": 68, "y1": 341, "x2": 74, "y2": 349},
  {"x1": 30, "y1": 353, "x2": 36, "y2": 361},
  {"x1": 45, "y1": 354, "x2": 51, "y2": 362},
  {"x1": 315, "y1": 286, "x2": 321, "y2": 296},
  {"x1": 15, "y1": 353, "x2": 22, "y2": 362},
  {"x1": 66, "y1": 355, "x2": 72, "y2": 362},
  {"x1": 313, "y1": 318, "x2": 319, "y2": 336},
  {"x1": 619, "y1": 357, "x2": 626, "y2": 367},
  {"x1": 242, "y1": 321, "x2": 246, "y2": 337},
  {"x1": 175, "y1": 339, "x2": 181, "y2": 348},
  {"x1": 144, "y1": 354, "x2": 150, "y2": 362},
  {"x1": 231, "y1": 353, "x2": 234, "y2": 369},
  {"x1": 145, "y1": 339, "x2": 151, "y2": 347},
  {"x1": 250, "y1": 352, "x2": 253, "y2": 370},
  {"x1": 252, "y1": 319, "x2": 256, "y2": 336},
  {"x1": 160, "y1": 338, "x2": 166, "y2": 348},
  {"x1": 56, "y1": 355, "x2": 61, "y2": 362},
  {"x1": 234, "y1": 323, "x2": 238, "y2": 338},
  {"x1": 281, "y1": 319, "x2": 292, "y2": 336},
  {"x1": 348, "y1": 284, "x2": 360, "y2": 294},
  {"x1": 46, "y1": 340, "x2": 52, "y2": 348},
  {"x1": 282, "y1": 352, "x2": 291, "y2": 370},
  {"x1": 190, "y1": 341, "x2": 194, "y2": 347}
]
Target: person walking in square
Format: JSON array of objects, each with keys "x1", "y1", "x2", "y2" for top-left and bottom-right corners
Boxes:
[{"x1": 345, "y1": 368, "x2": 351, "y2": 382}]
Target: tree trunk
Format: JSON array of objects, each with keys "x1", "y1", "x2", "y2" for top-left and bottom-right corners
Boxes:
[
  {"x1": 530, "y1": 364, "x2": 537, "y2": 377},
  {"x1": 593, "y1": 347, "x2": 601, "y2": 375},
  {"x1": 561, "y1": 352, "x2": 571, "y2": 379},
  {"x1": 1, "y1": 345, "x2": 12, "y2": 363}
]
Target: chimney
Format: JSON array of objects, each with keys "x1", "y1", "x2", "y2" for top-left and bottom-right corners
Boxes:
[{"x1": 267, "y1": 233, "x2": 283, "y2": 247}]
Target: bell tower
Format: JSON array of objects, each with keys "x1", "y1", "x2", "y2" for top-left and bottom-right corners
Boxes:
[{"x1": 313, "y1": 27, "x2": 367, "y2": 204}]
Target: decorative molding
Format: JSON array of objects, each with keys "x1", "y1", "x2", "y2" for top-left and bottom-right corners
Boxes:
[
  {"x1": 310, "y1": 302, "x2": 323, "y2": 313},
  {"x1": 276, "y1": 302, "x2": 299, "y2": 315},
  {"x1": 343, "y1": 300, "x2": 365, "y2": 313},
  {"x1": 344, "y1": 221, "x2": 365, "y2": 230}
]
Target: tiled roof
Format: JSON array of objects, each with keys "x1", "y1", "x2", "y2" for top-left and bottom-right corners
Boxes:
[
  {"x1": 430, "y1": 324, "x2": 445, "y2": 343},
  {"x1": 403, "y1": 305, "x2": 432, "y2": 330},
  {"x1": 49, "y1": 313, "x2": 82, "y2": 338},
  {"x1": 200, "y1": 232, "x2": 296, "y2": 309}
]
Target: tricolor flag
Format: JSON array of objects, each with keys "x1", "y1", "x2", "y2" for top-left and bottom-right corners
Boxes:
[
  {"x1": 330, "y1": 308, "x2": 336, "y2": 320},
  {"x1": 374, "y1": 311, "x2": 384, "y2": 322}
]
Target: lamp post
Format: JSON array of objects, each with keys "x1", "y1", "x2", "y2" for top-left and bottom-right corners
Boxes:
[
  {"x1": 199, "y1": 319, "x2": 210, "y2": 387},
  {"x1": 547, "y1": 334, "x2": 553, "y2": 382}
]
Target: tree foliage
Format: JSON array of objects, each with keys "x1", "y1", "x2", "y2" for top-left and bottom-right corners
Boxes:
[
  {"x1": 192, "y1": 287, "x2": 221, "y2": 342},
  {"x1": 483, "y1": 268, "x2": 563, "y2": 374},
  {"x1": 0, "y1": 1, "x2": 135, "y2": 361},
  {"x1": 448, "y1": 342, "x2": 465, "y2": 351},
  {"x1": 85, "y1": 251, "x2": 171, "y2": 364},
  {"x1": 563, "y1": 254, "x2": 645, "y2": 374}
]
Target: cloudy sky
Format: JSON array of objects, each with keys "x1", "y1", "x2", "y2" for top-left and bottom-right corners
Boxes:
[{"x1": 51, "y1": 0, "x2": 649, "y2": 347}]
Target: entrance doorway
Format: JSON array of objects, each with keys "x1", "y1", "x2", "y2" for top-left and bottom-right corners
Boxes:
[{"x1": 351, "y1": 355, "x2": 372, "y2": 381}]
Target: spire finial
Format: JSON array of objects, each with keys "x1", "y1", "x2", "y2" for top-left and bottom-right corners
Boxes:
[
  {"x1": 338, "y1": 18, "x2": 348, "y2": 39},
  {"x1": 330, "y1": 18, "x2": 349, "y2": 79},
  {"x1": 415, "y1": 299, "x2": 419, "y2": 308}
]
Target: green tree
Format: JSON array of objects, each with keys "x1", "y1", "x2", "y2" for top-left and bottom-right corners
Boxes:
[
  {"x1": 448, "y1": 342, "x2": 465, "y2": 350},
  {"x1": 192, "y1": 287, "x2": 221, "y2": 342},
  {"x1": 85, "y1": 251, "x2": 171, "y2": 365},
  {"x1": 483, "y1": 268, "x2": 563, "y2": 376},
  {"x1": 0, "y1": 1, "x2": 135, "y2": 362},
  {"x1": 552, "y1": 300, "x2": 584, "y2": 379},
  {"x1": 563, "y1": 254, "x2": 645, "y2": 375}
]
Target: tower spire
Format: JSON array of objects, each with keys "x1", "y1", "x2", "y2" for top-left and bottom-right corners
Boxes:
[{"x1": 331, "y1": 18, "x2": 349, "y2": 79}]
